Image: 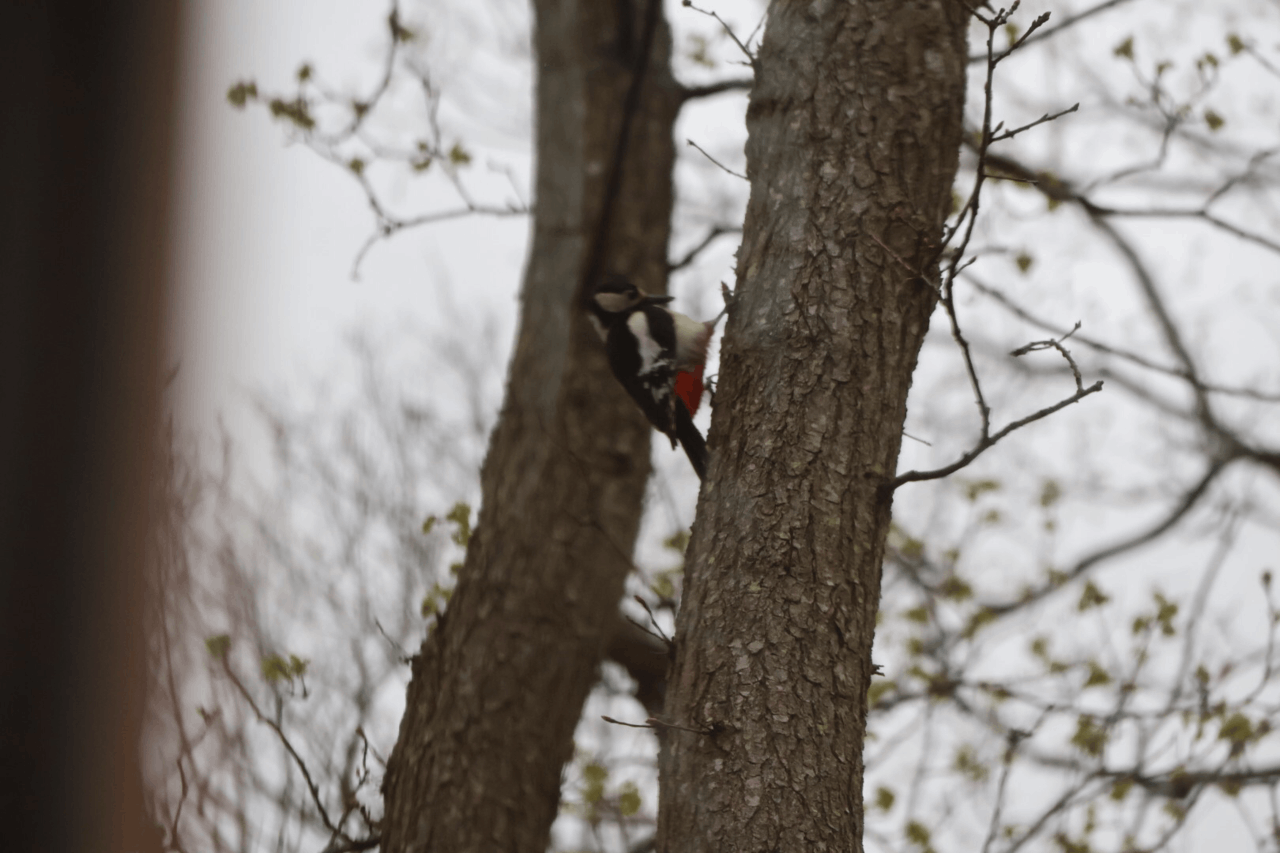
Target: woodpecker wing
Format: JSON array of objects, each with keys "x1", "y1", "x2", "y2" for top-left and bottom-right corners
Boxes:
[{"x1": 605, "y1": 304, "x2": 679, "y2": 440}]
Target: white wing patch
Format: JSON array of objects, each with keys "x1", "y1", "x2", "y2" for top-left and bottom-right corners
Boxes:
[{"x1": 627, "y1": 311, "x2": 670, "y2": 376}]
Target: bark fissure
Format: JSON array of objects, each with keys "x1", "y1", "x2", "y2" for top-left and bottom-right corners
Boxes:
[{"x1": 658, "y1": 2, "x2": 968, "y2": 850}]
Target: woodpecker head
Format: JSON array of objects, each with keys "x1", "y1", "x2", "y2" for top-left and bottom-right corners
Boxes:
[{"x1": 591, "y1": 274, "x2": 674, "y2": 317}]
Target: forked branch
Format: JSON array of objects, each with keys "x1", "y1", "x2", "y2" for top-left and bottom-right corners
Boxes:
[
  {"x1": 218, "y1": 656, "x2": 380, "y2": 852},
  {"x1": 893, "y1": 2, "x2": 1097, "y2": 490}
]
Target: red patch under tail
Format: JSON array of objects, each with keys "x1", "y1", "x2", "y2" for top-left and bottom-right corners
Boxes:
[{"x1": 675, "y1": 365, "x2": 705, "y2": 416}]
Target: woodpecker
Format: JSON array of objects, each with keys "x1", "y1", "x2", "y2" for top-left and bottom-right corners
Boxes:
[{"x1": 588, "y1": 274, "x2": 714, "y2": 481}]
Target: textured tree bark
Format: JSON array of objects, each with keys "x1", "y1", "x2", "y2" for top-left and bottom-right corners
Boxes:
[
  {"x1": 379, "y1": 2, "x2": 681, "y2": 851},
  {"x1": 656, "y1": 2, "x2": 968, "y2": 850}
]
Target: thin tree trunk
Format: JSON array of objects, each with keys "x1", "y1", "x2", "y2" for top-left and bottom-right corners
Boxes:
[
  {"x1": 380, "y1": 2, "x2": 681, "y2": 850},
  {"x1": 657, "y1": 2, "x2": 968, "y2": 850}
]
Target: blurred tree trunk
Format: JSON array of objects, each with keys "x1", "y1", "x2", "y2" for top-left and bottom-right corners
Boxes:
[
  {"x1": 380, "y1": 1, "x2": 679, "y2": 850},
  {"x1": 657, "y1": 2, "x2": 968, "y2": 850},
  {"x1": 0, "y1": 2, "x2": 177, "y2": 851}
]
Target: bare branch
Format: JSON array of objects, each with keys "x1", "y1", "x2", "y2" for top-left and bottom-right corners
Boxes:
[
  {"x1": 601, "y1": 714, "x2": 713, "y2": 736},
  {"x1": 668, "y1": 225, "x2": 740, "y2": 272},
  {"x1": 309, "y1": 2, "x2": 405, "y2": 147},
  {"x1": 965, "y1": 274, "x2": 1280, "y2": 402},
  {"x1": 967, "y1": 0, "x2": 1138, "y2": 64},
  {"x1": 606, "y1": 617, "x2": 670, "y2": 715},
  {"x1": 1001, "y1": 776, "x2": 1105, "y2": 853},
  {"x1": 941, "y1": 269, "x2": 993, "y2": 442},
  {"x1": 231, "y1": 2, "x2": 536, "y2": 280},
  {"x1": 601, "y1": 715, "x2": 657, "y2": 729},
  {"x1": 686, "y1": 138, "x2": 747, "y2": 180},
  {"x1": 982, "y1": 459, "x2": 1227, "y2": 616},
  {"x1": 893, "y1": 6, "x2": 1103, "y2": 491},
  {"x1": 681, "y1": 0, "x2": 756, "y2": 63},
  {"x1": 321, "y1": 835, "x2": 382, "y2": 853},
  {"x1": 679, "y1": 77, "x2": 754, "y2": 102},
  {"x1": 891, "y1": 378, "x2": 1103, "y2": 488},
  {"x1": 349, "y1": 201, "x2": 528, "y2": 279},
  {"x1": 1085, "y1": 212, "x2": 1216, "y2": 429},
  {"x1": 981, "y1": 727, "x2": 1037, "y2": 853},
  {"x1": 989, "y1": 102, "x2": 1079, "y2": 143},
  {"x1": 972, "y1": 147, "x2": 1280, "y2": 471},
  {"x1": 1085, "y1": 204, "x2": 1280, "y2": 255},
  {"x1": 1009, "y1": 322, "x2": 1085, "y2": 388},
  {"x1": 633, "y1": 595, "x2": 673, "y2": 647},
  {"x1": 1238, "y1": 38, "x2": 1280, "y2": 80},
  {"x1": 1004, "y1": 11, "x2": 1052, "y2": 55},
  {"x1": 1204, "y1": 146, "x2": 1280, "y2": 206},
  {"x1": 218, "y1": 656, "x2": 344, "y2": 840},
  {"x1": 1165, "y1": 515, "x2": 1238, "y2": 712}
]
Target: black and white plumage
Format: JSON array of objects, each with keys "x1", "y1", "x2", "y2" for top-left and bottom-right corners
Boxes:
[{"x1": 588, "y1": 274, "x2": 712, "y2": 481}]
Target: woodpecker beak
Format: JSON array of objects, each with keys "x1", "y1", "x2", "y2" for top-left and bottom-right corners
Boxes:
[{"x1": 642, "y1": 293, "x2": 675, "y2": 305}]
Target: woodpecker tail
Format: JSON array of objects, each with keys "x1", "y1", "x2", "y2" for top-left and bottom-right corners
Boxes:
[{"x1": 674, "y1": 401, "x2": 708, "y2": 482}]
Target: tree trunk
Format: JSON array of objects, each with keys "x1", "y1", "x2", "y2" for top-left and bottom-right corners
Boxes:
[
  {"x1": 1, "y1": 3, "x2": 177, "y2": 851},
  {"x1": 657, "y1": 2, "x2": 968, "y2": 850},
  {"x1": 380, "y1": 2, "x2": 681, "y2": 851}
]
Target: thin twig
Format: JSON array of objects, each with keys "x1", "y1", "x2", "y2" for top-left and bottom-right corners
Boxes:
[
  {"x1": 220, "y1": 658, "x2": 340, "y2": 837},
  {"x1": 349, "y1": 203, "x2": 528, "y2": 279},
  {"x1": 679, "y1": 77, "x2": 754, "y2": 102},
  {"x1": 968, "y1": 0, "x2": 1136, "y2": 64},
  {"x1": 894, "y1": 4, "x2": 1097, "y2": 491},
  {"x1": 990, "y1": 102, "x2": 1079, "y2": 143},
  {"x1": 602, "y1": 714, "x2": 716, "y2": 735},
  {"x1": 668, "y1": 225, "x2": 740, "y2": 272},
  {"x1": 682, "y1": 0, "x2": 755, "y2": 62},
  {"x1": 1204, "y1": 146, "x2": 1279, "y2": 206},
  {"x1": 322, "y1": 836, "x2": 382, "y2": 853},
  {"x1": 969, "y1": 146, "x2": 1280, "y2": 459},
  {"x1": 601, "y1": 715, "x2": 655, "y2": 729},
  {"x1": 869, "y1": 233, "x2": 925, "y2": 278},
  {"x1": 1239, "y1": 40, "x2": 1280, "y2": 80},
  {"x1": 242, "y1": 2, "x2": 535, "y2": 281},
  {"x1": 981, "y1": 460, "x2": 1227, "y2": 617},
  {"x1": 687, "y1": 138, "x2": 747, "y2": 180},
  {"x1": 1084, "y1": 205, "x2": 1280, "y2": 255},
  {"x1": 892, "y1": 379, "x2": 1102, "y2": 488},
  {"x1": 1085, "y1": 212, "x2": 1215, "y2": 431},
  {"x1": 1009, "y1": 321, "x2": 1085, "y2": 389},
  {"x1": 981, "y1": 726, "x2": 1035, "y2": 853},
  {"x1": 166, "y1": 756, "x2": 191, "y2": 853},
  {"x1": 933, "y1": 7, "x2": 1025, "y2": 440},
  {"x1": 374, "y1": 618, "x2": 412, "y2": 664},
  {"x1": 1165, "y1": 514, "x2": 1238, "y2": 712},
  {"x1": 967, "y1": 274, "x2": 1280, "y2": 402},
  {"x1": 633, "y1": 595, "x2": 672, "y2": 645}
]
